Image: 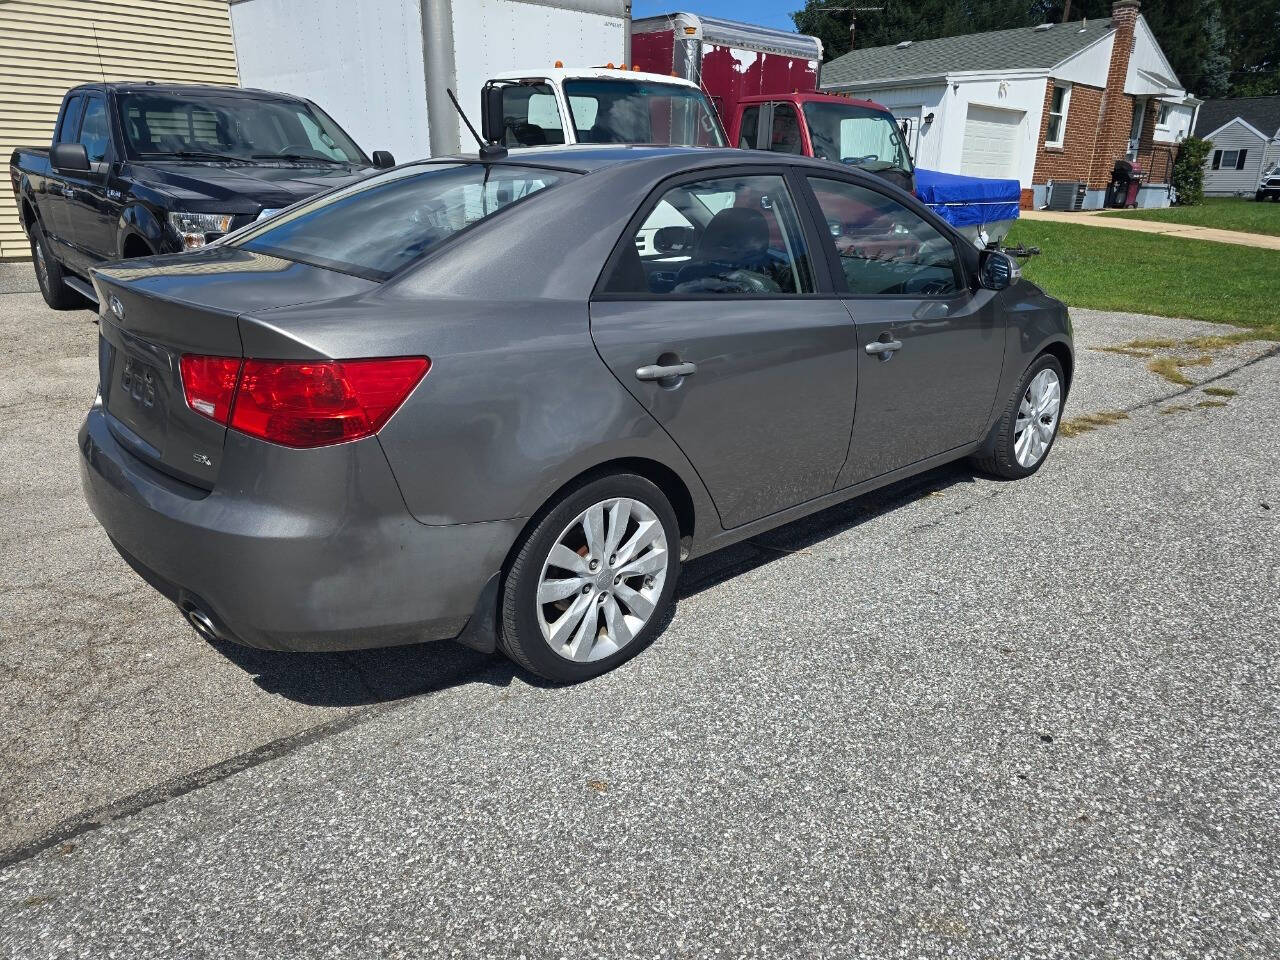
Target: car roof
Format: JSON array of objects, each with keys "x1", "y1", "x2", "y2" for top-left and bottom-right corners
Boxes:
[
  {"x1": 417, "y1": 144, "x2": 857, "y2": 176},
  {"x1": 67, "y1": 82, "x2": 309, "y2": 103}
]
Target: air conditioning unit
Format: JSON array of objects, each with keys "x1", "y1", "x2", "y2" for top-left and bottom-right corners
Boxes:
[{"x1": 1046, "y1": 180, "x2": 1086, "y2": 211}]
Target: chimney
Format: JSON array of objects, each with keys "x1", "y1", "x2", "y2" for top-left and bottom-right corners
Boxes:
[{"x1": 1088, "y1": 0, "x2": 1142, "y2": 191}]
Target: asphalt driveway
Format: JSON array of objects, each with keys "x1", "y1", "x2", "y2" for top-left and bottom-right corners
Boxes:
[{"x1": 1, "y1": 260, "x2": 1277, "y2": 957}]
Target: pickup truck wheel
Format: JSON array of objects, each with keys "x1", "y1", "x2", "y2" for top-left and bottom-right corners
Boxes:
[{"x1": 30, "y1": 222, "x2": 87, "y2": 311}]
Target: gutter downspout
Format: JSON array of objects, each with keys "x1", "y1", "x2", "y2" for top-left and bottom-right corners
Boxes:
[{"x1": 422, "y1": 0, "x2": 461, "y2": 156}]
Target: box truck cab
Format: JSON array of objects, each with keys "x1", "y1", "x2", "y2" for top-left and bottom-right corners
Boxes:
[
  {"x1": 630, "y1": 13, "x2": 914, "y2": 193},
  {"x1": 481, "y1": 67, "x2": 726, "y2": 149},
  {"x1": 730, "y1": 92, "x2": 915, "y2": 194}
]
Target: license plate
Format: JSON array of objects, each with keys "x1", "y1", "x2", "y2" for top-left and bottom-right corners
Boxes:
[{"x1": 120, "y1": 355, "x2": 160, "y2": 409}]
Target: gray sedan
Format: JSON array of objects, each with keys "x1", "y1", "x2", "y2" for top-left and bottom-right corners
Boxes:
[{"x1": 80, "y1": 147, "x2": 1072, "y2": 682}]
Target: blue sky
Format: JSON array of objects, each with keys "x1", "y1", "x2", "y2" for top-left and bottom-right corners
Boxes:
[{"x1": 630, "y1": 2, "x2": 798, "y2": 32}]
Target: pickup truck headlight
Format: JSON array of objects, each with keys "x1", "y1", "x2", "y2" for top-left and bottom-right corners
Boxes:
[{"x1": 168, "y1": 212, "x2": 235, "y2": 250}]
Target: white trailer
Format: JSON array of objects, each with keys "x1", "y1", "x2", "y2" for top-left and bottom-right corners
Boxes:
[{"x1": 229, "y1": 0, "x2": 630, "y2": 163}]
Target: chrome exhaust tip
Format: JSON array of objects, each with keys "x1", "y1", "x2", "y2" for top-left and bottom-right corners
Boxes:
[{"x1": 184, "y1": 606, "x2": 221, "y2": 643}]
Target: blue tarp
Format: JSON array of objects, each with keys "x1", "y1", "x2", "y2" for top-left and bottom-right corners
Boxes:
[{"x1": 915, "y1": 169, "x2": 1021, "y2": 228}]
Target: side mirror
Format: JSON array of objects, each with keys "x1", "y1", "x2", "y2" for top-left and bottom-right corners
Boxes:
[
  {"x1": 51, "y1": 142, "x2": 90, "y2": 173},
  {"x1": 371, "y1": 150, "x2": 395, "y2": 169},
  {"x1": 978, "y1": 249, "x2": 1020, "y2": 291},
  {"x1": 481, "y1": 84, "x2": 505, "y2": 144},
  {"x1": 654, "y1": 225, "x2": 696, "y2": 255}
]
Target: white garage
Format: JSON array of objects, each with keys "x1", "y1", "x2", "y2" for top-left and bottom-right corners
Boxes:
[{"x1": 961, "y1": 105, "x2": 1025, "y2": 180}]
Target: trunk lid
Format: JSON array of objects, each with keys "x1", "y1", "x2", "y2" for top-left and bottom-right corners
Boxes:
[{"x1": 92, "y1": 247, "x2": 377, "y2": 488}]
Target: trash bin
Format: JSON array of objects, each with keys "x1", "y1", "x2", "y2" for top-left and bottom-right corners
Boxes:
[{"x1": 1106, "y1": 160, "x2": 1144, "y2": 208}]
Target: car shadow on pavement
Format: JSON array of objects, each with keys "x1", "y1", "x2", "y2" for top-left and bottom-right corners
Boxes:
[{"x1": 209, "y1": 462, "x2": 977, "y2": 706}]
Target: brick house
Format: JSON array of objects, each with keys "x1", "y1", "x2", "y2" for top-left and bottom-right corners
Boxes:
[{"x1": 820, "y1": 0, "x2": 1199, "y2": 210}]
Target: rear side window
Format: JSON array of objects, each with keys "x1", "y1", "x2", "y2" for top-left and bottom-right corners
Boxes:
[
  {"x1": 603, "y1": 174, "x2": 813, "y2": 296},
  {"x1": 230, "y1": 163, "x2": 575, "y2": 280}
]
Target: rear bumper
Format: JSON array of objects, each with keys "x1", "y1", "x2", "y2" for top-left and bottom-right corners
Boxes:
[{"x1": 79, "y1": 403, "x2": 524, "y2": 652}]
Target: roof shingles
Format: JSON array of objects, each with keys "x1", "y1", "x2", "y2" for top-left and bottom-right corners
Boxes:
[
  {"x1": 822, "y1": 19, "x2": 1115, "y2": 87},
  {"x1": 1193, "y1": 97, "x2": 1280, "y2": 139}
]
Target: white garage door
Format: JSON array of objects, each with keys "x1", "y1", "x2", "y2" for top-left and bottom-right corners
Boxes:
[{"x1": 961, "y1": 105, "x2": 1024, "y2": 180}]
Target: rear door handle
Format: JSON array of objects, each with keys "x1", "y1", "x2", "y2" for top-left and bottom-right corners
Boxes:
[
  {"x1": 865, "y1": 339, "x2": 902, "y2": 355},
  {"x1": 635, "y1": 361, "x2": 697, "y2": 381}
]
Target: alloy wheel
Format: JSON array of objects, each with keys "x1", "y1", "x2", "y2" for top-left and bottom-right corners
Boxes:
[
  {"x1": 536, "y1": 497, "x2": 668, "y2": 663},
  {"x1": 1014, "y1": 368, "x2": 1061, "y2": 468}
]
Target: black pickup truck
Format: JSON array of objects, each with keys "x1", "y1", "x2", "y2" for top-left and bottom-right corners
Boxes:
[{"x1": 9, "y1": 82, "x2": 395, "y2": 309}]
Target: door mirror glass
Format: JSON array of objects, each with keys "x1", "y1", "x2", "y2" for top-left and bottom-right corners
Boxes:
[
  {"x1": 653, "y1": 225, "x2": 695, "y2": 255},
  {"x1": 978, "y1": 250, "x2": 1020, "y2": 290},
  {"x1": 371, "y1": 150, "x2": 395, "y2": 169},
  {"x1": 51, "y1": 142, "x2": 90, "y2": 172},
  {"x1": 481, "y1": 84, "x2": 505, "y2": 144}
]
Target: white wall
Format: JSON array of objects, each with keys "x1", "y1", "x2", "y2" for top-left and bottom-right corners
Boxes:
[
  {"x1": 1126, "y1": 16, "x2": 1180, "y2": 93},
  {"x1": 1053, "y1": 32, "x2": 1114, "y2": 86},
  {"x1": 449, "y1": 0, "x2": 626, "y2": 151},
  {"x1": 231, "y1": 0, "x2": 431, "y2": 163},
  {"x1": 1154, "y1": 102, "x2": 1193, "y2": 143}
]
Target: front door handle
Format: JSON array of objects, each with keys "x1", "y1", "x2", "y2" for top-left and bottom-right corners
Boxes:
[
  {"x1": 635, "y1": 361, "x2": 697, "y2": 381},
  {"x1": 865, "y1": 339, "x2": 903, "y2": 356}
]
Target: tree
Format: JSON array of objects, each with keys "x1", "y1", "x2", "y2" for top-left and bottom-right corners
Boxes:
[{"x1": 1170, "y1": 135, "x2": 1212, "y2": 205}]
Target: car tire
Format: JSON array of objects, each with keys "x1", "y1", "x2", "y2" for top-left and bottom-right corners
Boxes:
[
  {"x1": 970, "y1": 353, "x2": 1066, "y2": 480},
  {"x1": 499, "y1": 473, "x2": 681, "y2": 683},
  {"x1": 30, "y1": 221, "x2": 88, "y2": 311}
]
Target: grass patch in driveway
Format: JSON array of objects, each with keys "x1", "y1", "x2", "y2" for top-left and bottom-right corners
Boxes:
[
  {"x1": 1059, "y1": 410, "x2": 1129, "y2": 437},
  {"x1": 1006, "y1": 220, "x2": 1280, "y2": 328},
  {"x1": 1096, "y1": 197, "x2": 1280, "y2": 238},
  {"x1": 1203, "y1": 386, "x2": 1237, "y2": 397},
  {"x1": 1147, "y1": 354, "x2": 1213, "y2": 385}
]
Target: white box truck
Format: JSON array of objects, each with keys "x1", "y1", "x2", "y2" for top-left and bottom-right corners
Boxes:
[{"x1": 229, "y1": 0, "x2": 631, "y2": 162}]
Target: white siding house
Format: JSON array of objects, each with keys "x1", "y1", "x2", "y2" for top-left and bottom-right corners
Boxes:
[{"x1": 1194, "y1": 97, "x2": 1280, "y2": 197}]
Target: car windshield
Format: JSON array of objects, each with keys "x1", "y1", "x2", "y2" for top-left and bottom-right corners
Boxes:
[
  {"x1": 563, "y1": 78, "x2": 726, "y2": 147},
  {"x1": 802, "y1": 102, "x2": 913, "y2": 174},
  {"x1": 116, "y1": 92, "x2": 367, "y2": 165},
  {"x1": 229, "y1": 163, "x2": 575, "y2": 280}
]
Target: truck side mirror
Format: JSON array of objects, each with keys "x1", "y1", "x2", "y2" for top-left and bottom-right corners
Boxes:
[
  {"x1": 372, "y1": 150, "x2": 395, "y2": 169},
  {"x1": 481, "y1": 84, "x2": 505, "y2": 144},
  {"x1": 51, "y1": 142, "x2": 90, "y2": 173}
]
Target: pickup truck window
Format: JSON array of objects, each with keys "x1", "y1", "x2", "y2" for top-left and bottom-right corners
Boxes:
[
  {"x1": 230, "y1": 163, "x2": 576, "y2": 281},
  {"x1": 802, "y1": 102, "x2": 913, "y2": 175},
  {"x1": 79, "y1": 97, "x2": 110, "y2": 163},
  {"x1": 563, "y1": 79, "x2": 725, "y2": 148},
  {"x1": 116, "y1": 92, "x2": 366, "y2": 165},
  {"x1": 57, "y1": 95, "x2": 85, "y2": 144}
]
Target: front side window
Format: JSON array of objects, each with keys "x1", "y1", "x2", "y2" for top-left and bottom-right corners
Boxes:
[
  {"x1": 230, "y1": 163, "x2": 575, "y2": 280},
  {"x1": 768, "y1": 103, "x2": 804, "y2": 154},
  {"x1": 1045, "y1": 84, "x2": 1071, "y2": 146},
  {"x1": 57, "y1": 95, "x2": 85, "y2": 144},
  {"x1": 808, "y1": 177, "x2": 960, "y2": 296},
  {"x1": 802, "y1": 101, "x2": 912, "y2": 174},
  {"x1": 563, "y1": 79, "x2": 725, "y2": 147},
  {"x1": 497, "y1": 82, "x2": 566, "y2": 147},
  {"x1": 78, "y1": 96, "x2": 110, "y2": 163},
  {"x1": 116, "y1": 92, "x2": 366, "y2": 164},
  {"x1": 604, "y1": 174, "x2": 812, "y2": 296}
]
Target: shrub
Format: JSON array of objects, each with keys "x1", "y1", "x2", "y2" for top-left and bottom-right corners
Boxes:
[{"x1": 1171, "y1": 136, "x2": 1213, "y2": 205}]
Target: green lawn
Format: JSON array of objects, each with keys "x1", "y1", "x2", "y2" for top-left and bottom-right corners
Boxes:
[
  {"x1": 1097, "y1": 196, "x2": 1280, "y2": 237},
  {"x1": 1006, "y1": 219, "x2": 1280, "y2": 329}
]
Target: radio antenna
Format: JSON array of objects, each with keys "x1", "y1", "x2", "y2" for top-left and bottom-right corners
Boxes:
[{"x1": 446, "y1": 88, "x2": 508, "y2": 160}]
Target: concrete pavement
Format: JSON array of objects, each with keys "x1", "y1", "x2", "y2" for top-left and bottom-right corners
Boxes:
[
  {"x1": 1019, "y1": 207, "x2": 1280, "y2": 250},
  {"x1": 2, "y1": 260, "x2": 1278, "y2": 957}
]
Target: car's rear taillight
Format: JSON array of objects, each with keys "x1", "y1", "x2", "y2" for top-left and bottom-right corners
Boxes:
[
  {"x1": 180, "y1": 355, "x2": 242, "y2": 424},
  {"x1": 179, "y1": 355, "x2": 429, "y2": 448}
]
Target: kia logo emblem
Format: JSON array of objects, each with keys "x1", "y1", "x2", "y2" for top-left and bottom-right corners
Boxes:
[{"x1": 109, "y1": 295, "x2": 125, "y2": 321}]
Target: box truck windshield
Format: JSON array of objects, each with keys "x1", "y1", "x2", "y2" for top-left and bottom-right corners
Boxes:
[{"x1": 802, "y1": 101, "x2": 912, "y2": 176}]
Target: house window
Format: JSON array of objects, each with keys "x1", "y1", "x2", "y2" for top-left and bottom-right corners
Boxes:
[
  {"x1": 1045, "y1": 84, "x2": 1070, "y2": 147},
  {"x1": 1213, "y1": 149, "x2": 1247, "y2": 170},
  {"x1": 1157, "y1": 103, "x2": 1172, "y2": 125}
]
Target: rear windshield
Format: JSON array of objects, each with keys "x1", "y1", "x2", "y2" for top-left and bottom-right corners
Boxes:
[{"x1": 229, "y1": 163, "x2": 576, "y2": 280}]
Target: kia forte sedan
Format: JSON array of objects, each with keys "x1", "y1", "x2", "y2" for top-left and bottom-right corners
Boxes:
[{"x1": 81, "y1": 147, "x2": 1072, "y2": 682}]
